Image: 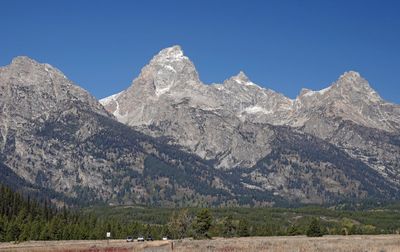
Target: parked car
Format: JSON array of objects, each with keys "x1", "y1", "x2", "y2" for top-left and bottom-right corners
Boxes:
[
  {"x1": 126, "y1": 236, "x2": 134, "y2": 242},
  {"x1": 137, "y1": 236, "x2": 145, "y2": 242},
  {"x1": 146, "y1": 236, "x2": 153, "y2": 241},
  {"x1": 162, "y1": 237, "x2": 168, "y2": 241}
]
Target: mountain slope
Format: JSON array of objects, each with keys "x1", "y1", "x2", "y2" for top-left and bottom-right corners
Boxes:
[
  {"x1": 101, "y1": 45, "x2": 400, "y2": 202},
  {"x1": 293, "y1": 73, "x2": 400, "y2": 185},
  {"x1": 0, "y1": 56, "x2": 237, "y2": 206},
  {"x1": 100, "y1": 46, "x2": 293, "y2": 169},
  {"x1": 1, "y1": 51, "x2": 399, "y2": 206},
  {"x1": 101, "y1": 46, "x2": 400, "y2": 183}
]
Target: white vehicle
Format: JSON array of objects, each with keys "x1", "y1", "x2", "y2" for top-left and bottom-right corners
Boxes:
[
  {"x1": 126, "y1": 236, "x2": 134, "y2": 242},
  {"x1": 162, "y1": 237, "x2": 168, "y2": 241},
  {"x1": 137, "y1": 236, "x2": 145, "y2": 242}
]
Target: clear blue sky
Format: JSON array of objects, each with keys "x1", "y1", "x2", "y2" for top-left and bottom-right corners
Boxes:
[{"x1": 1, "y1": 0, "x2": 399, "y2": 103}]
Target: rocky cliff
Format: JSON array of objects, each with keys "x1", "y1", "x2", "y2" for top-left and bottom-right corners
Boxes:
[{"x1": 0, "y1": 47, "x2": 398, "y2": 206}]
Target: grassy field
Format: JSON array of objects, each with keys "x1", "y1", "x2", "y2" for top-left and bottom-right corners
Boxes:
[
  {"x1": 1, "y1": 235, "x2": 400, "y2": 252},
  {"x1": 85, "y1": 205, "x2": 400, "y2": 236}
]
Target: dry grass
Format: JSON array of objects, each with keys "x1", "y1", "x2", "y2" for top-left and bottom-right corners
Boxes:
[
  {"x1": 0, "y1": 235, "x2": 399, "y2": 252},
  {"x1": 0, "y1": 240, "x2": 169, "y2": 252},
  {"x1": 172, "y1": 235, "x2": 400, "y2": 252}
]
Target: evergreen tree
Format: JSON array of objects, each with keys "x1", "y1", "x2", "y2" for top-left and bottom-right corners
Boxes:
[
  {"x1": 7, "y1": 220, "x2": 21, "y2": 242},
  {"x1": 306, "y1": 218, "x2": 323, "y2": 237},
  {"x1": 167, "y1": 209, "x2": 191, "y2": 239},
  {"x1": 288, "y1": 225, "x2": 301, "y2": 236},
  {"x1": 0, "y1": 216, "x2": 5, "y2": 242},
  {"x1": 238, "y1": 219, "x2": 250, "y2": 237},
  {"x1": 221, "y1": 215, "x2": 236, "y2": 237},
  {"x1": 192, "y1": 209, "x2": 213, "y2": 239}
]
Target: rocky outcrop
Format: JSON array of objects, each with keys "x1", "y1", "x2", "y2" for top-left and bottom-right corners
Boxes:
[
  {"x1": 1, "y1": 48, "x2": 399, "y2": 206},
  {"x1": 101, "y1": 46, "x2": 400, "y2": 188},
  {"x1": 0, "y1": 56, "x2": 234, "y2": 206}
]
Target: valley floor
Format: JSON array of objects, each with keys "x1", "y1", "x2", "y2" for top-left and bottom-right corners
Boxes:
[{"x1": 0, "y1": 235, "x2": 399, "y2": 252}]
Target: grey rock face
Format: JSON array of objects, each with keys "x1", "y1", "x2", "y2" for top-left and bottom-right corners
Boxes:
[
  {"x1": 0, "y1": 57, "x2": 116, "y2": 199},
  {"x1": 0, "y1": 56, "x2": 108, "y2": 148},
  {"x1": 293, "y1": 71, "x2": 400, "y2": 131},
  {"x1": 1, "y1": 48, "x2": 399, "y2": 206},
  {"x1": 292, "y1": 72, "x2": 400, "y2": 185},
  {"x1": 0, "y1": 57, "x2": 113, "y2": 192},
  {"x1": 101, "y1": 46, "x2": 400, "y2": 189},
  {"x1": 100, "y1": 46, "x2": 295, "y2": 169},
  {"x1": 0, "y1": 56, "x2": 238, "y2": 206}
]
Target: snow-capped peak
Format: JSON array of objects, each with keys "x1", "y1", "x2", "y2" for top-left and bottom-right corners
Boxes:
[
  {"x1": 336, "y1": 71, "x2": 379, "y2": 94},
  {"x1": 235, "y1": 71, "x2": 249, "y2": 81},
  {"x1": 151, "y1": 45, "x2": 188, "y2": 63},
  {"x1": 336, "y1": 71, "x2": 368, "y2": 88},
  {"x1": 339, "y1": 70, "x2": 361, "y2": 80},
  {"x1": 230, "y1": 71, "x2": 259, "y2": 87}
]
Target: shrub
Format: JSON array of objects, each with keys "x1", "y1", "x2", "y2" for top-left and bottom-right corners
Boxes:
[{"x1": 306, "y1": 218, "x2": 323, "y2": 237}]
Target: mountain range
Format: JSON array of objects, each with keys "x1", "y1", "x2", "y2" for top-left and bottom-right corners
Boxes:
[{"x1": 1, "y1": 46, "x2": 399, "y2": 206}]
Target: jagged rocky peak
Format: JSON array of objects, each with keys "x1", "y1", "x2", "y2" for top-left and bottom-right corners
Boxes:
[
  {"x1": 226, "y1": 71, "x2": 257, "y2": 86},
  {"x1": 223, "y1": 71, "x2": 273, "y2": 96},
  {"x1": 100, "y1": 45, "x2": 206, "y2": 124},
  {"x1": 336, "y1": 71, "x2": 371, "y2": 89},
  {"x1": 336, "y1": 70, "x2": 372, "y2": 90},
  {"x1": 1, "y1": 56, "x2": 108, "y2": 117},
  {"x1": 233, "y1": 71, "x2": 250, "y2": 82},
  {"x1": 297, "y1": 71, "x2": 380, "y2": 101},
  {"x1": 333, "y1": 70, "x2": 382, "y2": 102},
  {"x1": 338, "y1": 70, "x2": 362, "y2": 82},
  {"x1": 147, "y1": 45, "x2": 195, "y2": 73},
  {"x1": 130, "y1": 45, "x2": 201, "y2": 96},
  {"x1": 2, "y1": 52, "x2": 400, "y2": 207},
  {"x1": 5, "y1": 56, "x2": 67, "y2": 80},
  {"x1": 150, "y1": 45, "x2": 187, "y2": 63},
  {"x1": 2, "y1": 56, "x2": 63, "y2": 88},
  {"x1": 10, "y1": 55, "x2": 37, "y2": 65}
]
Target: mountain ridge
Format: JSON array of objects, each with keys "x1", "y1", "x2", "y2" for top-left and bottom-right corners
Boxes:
[
  {"x1": 100, "y1": 45, "x2": 400, "y2": 196},
  {"x1": 101, "y1": 46, "x2": 399, "y2": 133},
  {"x1": 101, "y1": 45, "x2": 399, "y2": 165},
  {"x1": 100, "y1": 46, "x2": 390, "y2": 108},
  {"x1": 1, "y1": 49, "x2": 399, "y2": 206}
]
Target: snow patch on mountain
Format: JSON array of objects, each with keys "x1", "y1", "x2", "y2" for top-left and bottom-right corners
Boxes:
[
  {"x1": 244, "y1": 105, "x2": 273, "y2": 114},
  {"x1": 163, "y1": 65, "x2": 177, "y2": 73},
  {"x1": 231, "y1": 71, "x2": 261, "y2": 88},
  {"x1": 151, "y1": 45, "x2": 188, "y2": 63},
  {"x1": 99, "y1": 91, "x2": 123, "y2": 105},
  {"x1": 155, "y1": 85, "x2": 172, "y2": 96},
  {"x1": 303, "y1": 86, "x2": 332, "y2": 97}
]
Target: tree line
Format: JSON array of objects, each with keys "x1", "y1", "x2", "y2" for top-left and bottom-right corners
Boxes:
[
  {"x1": 1, "y1": 184, "x2": 399, "y2": 242},
  {"x1": 0, "y1": 183, "x2": 175, "y2": 242}
]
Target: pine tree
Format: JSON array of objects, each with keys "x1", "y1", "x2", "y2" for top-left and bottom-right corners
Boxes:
[
  {"x1": 238, "y1": 219, "x2": 250, "y2": 237},
  {"x1": 288, "y1": 225, "x2": 301, "y2": 236},
  {"x1": 0, "y1": 216, "x2": 5, "y2": 242},
  {"x1": 6, "y1": 220, "x2": 21, "y2": 242},
  {"x1": 221, "y1": 215, "x2": 236, "y2": 237},
  {"x1": 192, "y1": 209, "x2": 212, "y2": 239},
  {"x1": 167, "y1": 209, "x2": 191, "y2": 239},
  {"x1": 306, "y1": 218, "x2": 323, "y2": 237}
]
